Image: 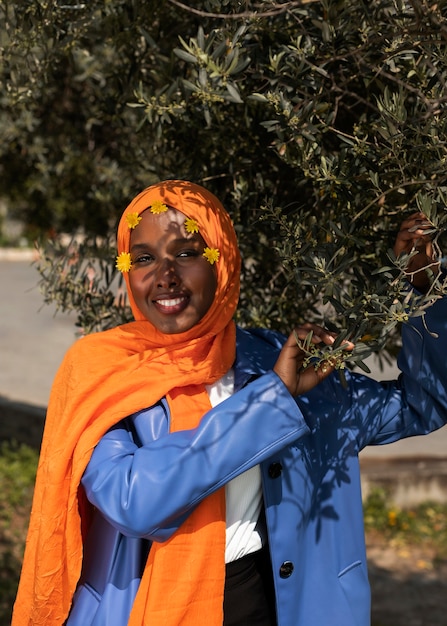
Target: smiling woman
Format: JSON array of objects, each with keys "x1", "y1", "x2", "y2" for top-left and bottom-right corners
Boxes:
[
  {"x1": 12, "y1": 180, "x2": 447, "y2": 626},
  {"x1": 128, "y1": 208, "x2": 217, "y2": 334}
]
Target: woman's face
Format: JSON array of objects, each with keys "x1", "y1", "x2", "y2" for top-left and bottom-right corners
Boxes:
[{"x1": 128, "y1": 208, "x2": 217, "y2": 334}]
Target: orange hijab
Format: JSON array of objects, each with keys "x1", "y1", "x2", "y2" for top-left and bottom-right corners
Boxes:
[{"x1": 12, "y1": 180, "x2": 241, "y2": 625}]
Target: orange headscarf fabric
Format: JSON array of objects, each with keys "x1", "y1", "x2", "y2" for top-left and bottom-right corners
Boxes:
[{"x1": 12, "y1": 180, "x2": 241, "y2": 625}]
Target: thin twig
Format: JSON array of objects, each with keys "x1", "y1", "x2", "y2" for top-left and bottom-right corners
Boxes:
[{"x1": 167, "y1": 0, "x2": 318, "y2": 20}]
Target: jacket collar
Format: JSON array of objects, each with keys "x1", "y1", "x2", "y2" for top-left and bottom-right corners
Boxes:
[{"x1": 234, "y1": 326, "x2": 283, "y2": 391}]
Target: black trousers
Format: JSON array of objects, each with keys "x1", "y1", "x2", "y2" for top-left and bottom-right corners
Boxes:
[{"x1": 223, "y1": 546, "x2": 277, "y2": 626}]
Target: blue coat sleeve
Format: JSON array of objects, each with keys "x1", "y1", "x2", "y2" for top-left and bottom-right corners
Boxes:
[
  {"x1": 367, "y1": 294, "x2": 447, "y2": 445},
  {"x1": 358, "y1": 294, "x2": 447, "y2": 447},
  {"x1": 81, "y1": 372, "x2": 309, "y2": 541},
  {"x1": 296, "y1": 296, "x2": 447, "y2": 451}
]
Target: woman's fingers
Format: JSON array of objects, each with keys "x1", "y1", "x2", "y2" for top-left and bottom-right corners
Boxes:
[
  {"x1": 394, "y1": 212, "x2": 439, "y2": 290},
  {"x1": 394, "y1": 212, "x2": 434, "y2": 256},
  {"x1": 273, "y1": 324, "x2": 353, "y2": 396}
]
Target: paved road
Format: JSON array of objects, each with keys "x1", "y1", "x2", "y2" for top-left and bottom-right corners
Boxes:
[
  {"x1": 0, "y1": 254, "x2": 78, "y2": 407},
  {"x1": 1, "y1": 253, "x2": 446, "y2": 459}
]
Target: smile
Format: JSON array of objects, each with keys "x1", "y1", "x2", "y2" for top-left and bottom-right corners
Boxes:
[
  {"x1": 157, "y1": 297, "x2": 185, "y2": 307},
  {"x1": 153, "y1": 296, "x2": 189, "y2": 314}
]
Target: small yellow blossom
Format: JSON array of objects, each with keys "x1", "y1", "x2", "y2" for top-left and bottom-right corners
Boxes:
[
  {"x1": 203, "y1": 247, "x2": 220, "y2": 265},
  {"x1": 388, "y1": 510, "x2": 397, "y2": 526},
  {"x1": 150, "y1": 200, "x2": 168, "y2": 214},
  {"x1": 115, "y1": 252, "x2": 132, "y2": 273},
  {"x1": 125, "y1": 212, "x2": 142, "y2": 229},
  {"x1": 184, "y1": 217, "x2": 199, "y2": 234}
]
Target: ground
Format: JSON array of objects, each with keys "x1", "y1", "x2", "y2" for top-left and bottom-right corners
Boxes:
[{"x1": 367, "y1": 531, "x2": 447, "y2": 626}]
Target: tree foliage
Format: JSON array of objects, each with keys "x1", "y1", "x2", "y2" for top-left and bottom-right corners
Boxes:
[{"x1": 1, "y1": 0, "x2": 447, "y2": 368}]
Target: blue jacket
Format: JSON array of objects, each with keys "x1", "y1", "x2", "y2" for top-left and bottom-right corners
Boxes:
[{"x1": 67, "y1": 297, "x2": 447, "y2": 626}]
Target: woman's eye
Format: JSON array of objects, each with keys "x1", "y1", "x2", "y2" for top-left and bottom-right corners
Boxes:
[
  {"x1": 134, "y1": 254, "x2": 154, "y2": 264},
  {"x1": 178, "y1": 249, "x2": 200, "y2": 258}
]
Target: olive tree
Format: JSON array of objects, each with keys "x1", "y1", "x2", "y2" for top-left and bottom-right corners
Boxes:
[{"x1": 1, "y1": 0, "x2": 446, "y2": 370}]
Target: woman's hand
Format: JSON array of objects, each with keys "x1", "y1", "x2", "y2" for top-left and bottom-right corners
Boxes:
[
  {"x1": 273, "y1": 323, "x2": 353, "y2": 396},
  {"x1": 394, "y1": 212, "x2": 439, "y2": 291}
]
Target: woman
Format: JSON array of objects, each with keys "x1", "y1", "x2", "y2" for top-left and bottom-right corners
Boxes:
[{"x1": 12, "y1": 180, "x2": 447, "y2": 626}]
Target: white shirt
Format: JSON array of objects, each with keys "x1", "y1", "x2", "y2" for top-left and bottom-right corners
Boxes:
[{"x1": 206, "y1": 369, "x2": 263, "y2": 563}]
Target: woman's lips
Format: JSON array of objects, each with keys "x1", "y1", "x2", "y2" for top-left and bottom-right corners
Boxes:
[{"x1": 153, "y1": 295, "x2": 189, "y2": 314}]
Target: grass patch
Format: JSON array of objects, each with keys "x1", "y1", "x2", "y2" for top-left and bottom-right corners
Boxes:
[
  {"x1": 364, "y1": 487, "x2": 447, "y2": 562},
  {"x1": 0, "y1": 440, "x2": 38, "y2": 625}
]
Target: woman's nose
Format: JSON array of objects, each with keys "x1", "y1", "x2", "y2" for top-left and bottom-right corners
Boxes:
[{"x1": 156, "y1": 258, "x2": 179, "y2": 288}]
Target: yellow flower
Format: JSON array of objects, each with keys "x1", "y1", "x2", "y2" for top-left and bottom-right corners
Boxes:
[
  {"x1": 203, "y1": 247, "x2": 220, "y2": 265},
  {"x1": 150, "y1": 200, "x2": 168, "y2": 214},
  {"x1": 184, "y1": 217, "x2": 199, "y2": 234},
  {"x1": 115, "y1": 252, "x2": 132, "y2": 273},
  {"x1": 125, "y1": 212, "x2": 142, "y2": 229},
  {"x1": 388, "y1": 510, "x2": 397, "y2": 526}
]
